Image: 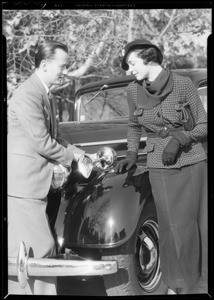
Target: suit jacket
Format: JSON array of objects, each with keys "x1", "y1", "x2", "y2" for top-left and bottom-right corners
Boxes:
[
  {"x1": 126, "y1": 72, "x2": 207, "y2": 168},
  {"x1": 7, "y1": 72, "x2": 85, "y2": 199}
]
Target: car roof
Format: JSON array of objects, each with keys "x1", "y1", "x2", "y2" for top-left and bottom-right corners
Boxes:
[{"x1": 75, "y1": 68, "x2": 207, "y2": 96}]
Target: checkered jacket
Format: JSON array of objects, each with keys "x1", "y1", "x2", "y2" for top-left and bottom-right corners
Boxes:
[{"x1": 126, "y1": 72, "x2": 207, "y2": 168}]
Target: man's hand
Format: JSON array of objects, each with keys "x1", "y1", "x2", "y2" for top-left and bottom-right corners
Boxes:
[{"x1": 84, "y1": 153, "x2": 98, "y2": 163}]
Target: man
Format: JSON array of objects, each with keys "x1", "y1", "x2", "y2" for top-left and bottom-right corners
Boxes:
[{"x1": 7, "y1": 41, "x2": 87, "y2": 294}]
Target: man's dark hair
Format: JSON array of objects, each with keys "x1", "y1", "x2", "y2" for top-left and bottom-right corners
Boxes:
[
  {"x1": 35, "y1": 41, "x2": 68, "y2": 68},
  {"x1": 134, "y1": 47, "x2": 162, "y2": 65}
]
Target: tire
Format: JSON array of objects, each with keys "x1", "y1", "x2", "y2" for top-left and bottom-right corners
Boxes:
[{"x1": 101, "y1": 200, "x2": 167, "y2": 296}]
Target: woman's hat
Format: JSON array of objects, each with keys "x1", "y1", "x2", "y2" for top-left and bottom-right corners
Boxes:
[{"x1": 121, "y1": 38, "x2": 163, "y2": 70}]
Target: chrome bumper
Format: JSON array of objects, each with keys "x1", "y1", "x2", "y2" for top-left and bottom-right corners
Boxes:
[{"x1": 8, "y1": 241, "x2": 118, "y2": 289}]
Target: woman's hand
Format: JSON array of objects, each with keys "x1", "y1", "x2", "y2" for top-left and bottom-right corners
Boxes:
[
  {"x1": 162, "y1": 132, "x2": 191, "y2": 166},
  {"x1": 114, "y1": 151, "x2": 137, "y2": 173},
  {"x1": 162, "y1": 138, "x2": 181, "y2": 166}
]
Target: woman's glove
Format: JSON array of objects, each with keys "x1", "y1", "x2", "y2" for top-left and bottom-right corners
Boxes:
[
  {"x1": 114, "y1": 151, "x2": 137, "y2": 173},
  {"x1": 162, "y1": 132, "x2": 191, "y2": 166}
]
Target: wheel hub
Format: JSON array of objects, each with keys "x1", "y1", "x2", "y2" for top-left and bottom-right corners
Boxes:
[{"x1": 136, "y1": 220, "x2": 162, "y2": 292}]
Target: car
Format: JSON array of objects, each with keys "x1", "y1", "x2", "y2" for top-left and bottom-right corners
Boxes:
[
  {"x1": 56, "y1": 68, "x2": 207, "y2": 296},
  {"x1": 8, "y1": 69, "x2": 207, "y2": 296}
]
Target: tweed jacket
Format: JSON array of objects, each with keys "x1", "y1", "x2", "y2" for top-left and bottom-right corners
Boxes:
[
  {"x1": 126, "y1": 72, "x2": 207, "y2": 168},
  {"x1": 7, "y1": 72, "x2": 85, "y2": 199}
]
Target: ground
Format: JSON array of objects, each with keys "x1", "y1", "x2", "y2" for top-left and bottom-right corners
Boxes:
[{"x1": 57, "y1": 276, "x2": 107, "y2": 296}]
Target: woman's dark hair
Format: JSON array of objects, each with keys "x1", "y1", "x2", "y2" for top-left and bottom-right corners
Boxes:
[
  {"x1": 34, "y1": 41, "x2": 68, "y2": 68},
  {"x1": 134, "y1": 47, "x2": 162, "y2": 65}
]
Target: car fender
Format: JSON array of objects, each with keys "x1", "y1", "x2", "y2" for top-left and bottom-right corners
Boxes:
[{"x1": 62, "y1": 166, "x2": 153, "y2": 249}]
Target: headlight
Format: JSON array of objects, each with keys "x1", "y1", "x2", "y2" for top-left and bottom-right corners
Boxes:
[
  {"x1": 51, "y1": 163, "x2": 70, "y2": 190},
  {"x1": 95, "y1": 147, "x2": 117, "y2": 170}
]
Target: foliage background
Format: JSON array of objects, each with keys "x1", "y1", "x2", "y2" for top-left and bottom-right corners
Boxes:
[{"x1": 2, "y1": 8, "x2": 211, "y2": 121}]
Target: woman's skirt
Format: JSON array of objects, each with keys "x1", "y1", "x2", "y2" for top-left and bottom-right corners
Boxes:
[{"x1": 149, "y1": 160, "x2": 207, "y2": 292}]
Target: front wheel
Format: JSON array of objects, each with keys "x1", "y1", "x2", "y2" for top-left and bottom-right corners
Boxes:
[{"x1": 101, "y1": 201, "x2": 167, "y2": 295}]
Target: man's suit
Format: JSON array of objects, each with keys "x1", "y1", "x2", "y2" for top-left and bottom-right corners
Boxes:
[
  {"x1": 8, "y1": 72, "x2": 84, "y2": 199},
  {"x1": 7, "y1": 72, "x2": 84, "y2": 294}
]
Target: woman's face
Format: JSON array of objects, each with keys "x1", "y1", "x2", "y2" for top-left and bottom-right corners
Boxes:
[{"x1": 126, "y1": 51, "x2": 150, "y2": 81}]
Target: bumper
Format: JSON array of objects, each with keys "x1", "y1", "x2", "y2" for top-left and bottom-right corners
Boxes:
[{"x1": 8, "y1": 241, "x2": 118, "y2": 289}]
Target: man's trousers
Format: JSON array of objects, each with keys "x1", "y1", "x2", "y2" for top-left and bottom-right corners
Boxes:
[{"x1": 8, "y1": 196, "x2": 57, "y2": 295}]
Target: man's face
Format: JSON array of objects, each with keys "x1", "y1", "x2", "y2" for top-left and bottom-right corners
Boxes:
[
  {"x1": 126, "y1": 51, "x2": 150, "y2": 81},
  {"x1": 43, "y1": 48, "x2": 69, "y2": 87}
]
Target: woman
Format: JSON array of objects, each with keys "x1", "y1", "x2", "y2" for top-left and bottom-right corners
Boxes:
[{"x1": 115, "y1": 38, "x2": 207, "y2": 294}]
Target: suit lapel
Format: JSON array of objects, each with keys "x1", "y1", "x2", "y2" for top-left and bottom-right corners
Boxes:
[{"x1": 29, "y1": 72, "x2": 55, "y2": 137}]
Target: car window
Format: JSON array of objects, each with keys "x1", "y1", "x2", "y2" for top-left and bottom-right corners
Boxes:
[
  {"x1": 78, "y1": 80, "x2": 207, "y2": 122},
  {"x1": 79, "y1": 87, "x2": 129, "y2": 121},
  {"x1": 198, "y1": 85, "x2": 207, "y2": 113}
]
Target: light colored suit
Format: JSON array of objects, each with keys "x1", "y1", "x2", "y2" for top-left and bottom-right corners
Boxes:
[
  {"x1": 7, "y1": 72, "x2": 84, "y2": 199},
  {"x1": 7, "y1": 72, "x2": 84, "y2": 294}
]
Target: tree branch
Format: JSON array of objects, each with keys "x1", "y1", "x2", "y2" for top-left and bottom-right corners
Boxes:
[
  {"x1": 128, "y1": 9, "x2": 134, "y2": 42},
  {"x1": 66, "y1": 22, "x2": 114, "y2": 78},
  {"x1": 156, "y1": 9, "x2": 177, "y2": 42}
]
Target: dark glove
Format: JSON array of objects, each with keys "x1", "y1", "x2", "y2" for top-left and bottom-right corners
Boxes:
[
  {"x1": 114, "y1": 151, "x2": 137, "y2": 173},
  {"x1": 162, "y1": 132, "x2": 191, "y2": 166}
]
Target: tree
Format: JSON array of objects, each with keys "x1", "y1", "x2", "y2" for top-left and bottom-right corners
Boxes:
[{"x1": 3, "y1": 8, "x2": 211, "y2": 120}]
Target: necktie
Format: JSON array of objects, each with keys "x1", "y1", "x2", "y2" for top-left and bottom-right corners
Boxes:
[{"x1": 48, "y1": 91, "x2": 57, "y2": 138}]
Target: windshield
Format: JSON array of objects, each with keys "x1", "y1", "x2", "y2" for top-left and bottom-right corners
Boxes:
[{"x1": 79, "y1": 87, "x2": 129, "y2": 121}]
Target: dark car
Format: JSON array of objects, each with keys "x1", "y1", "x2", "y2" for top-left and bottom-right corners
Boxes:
[
  {"x1": 54, "y1": 68, "x2": 207, "y2": 296},
  {"x1": 9, "y1": 69, "x2": 207, "y2": 296}
]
